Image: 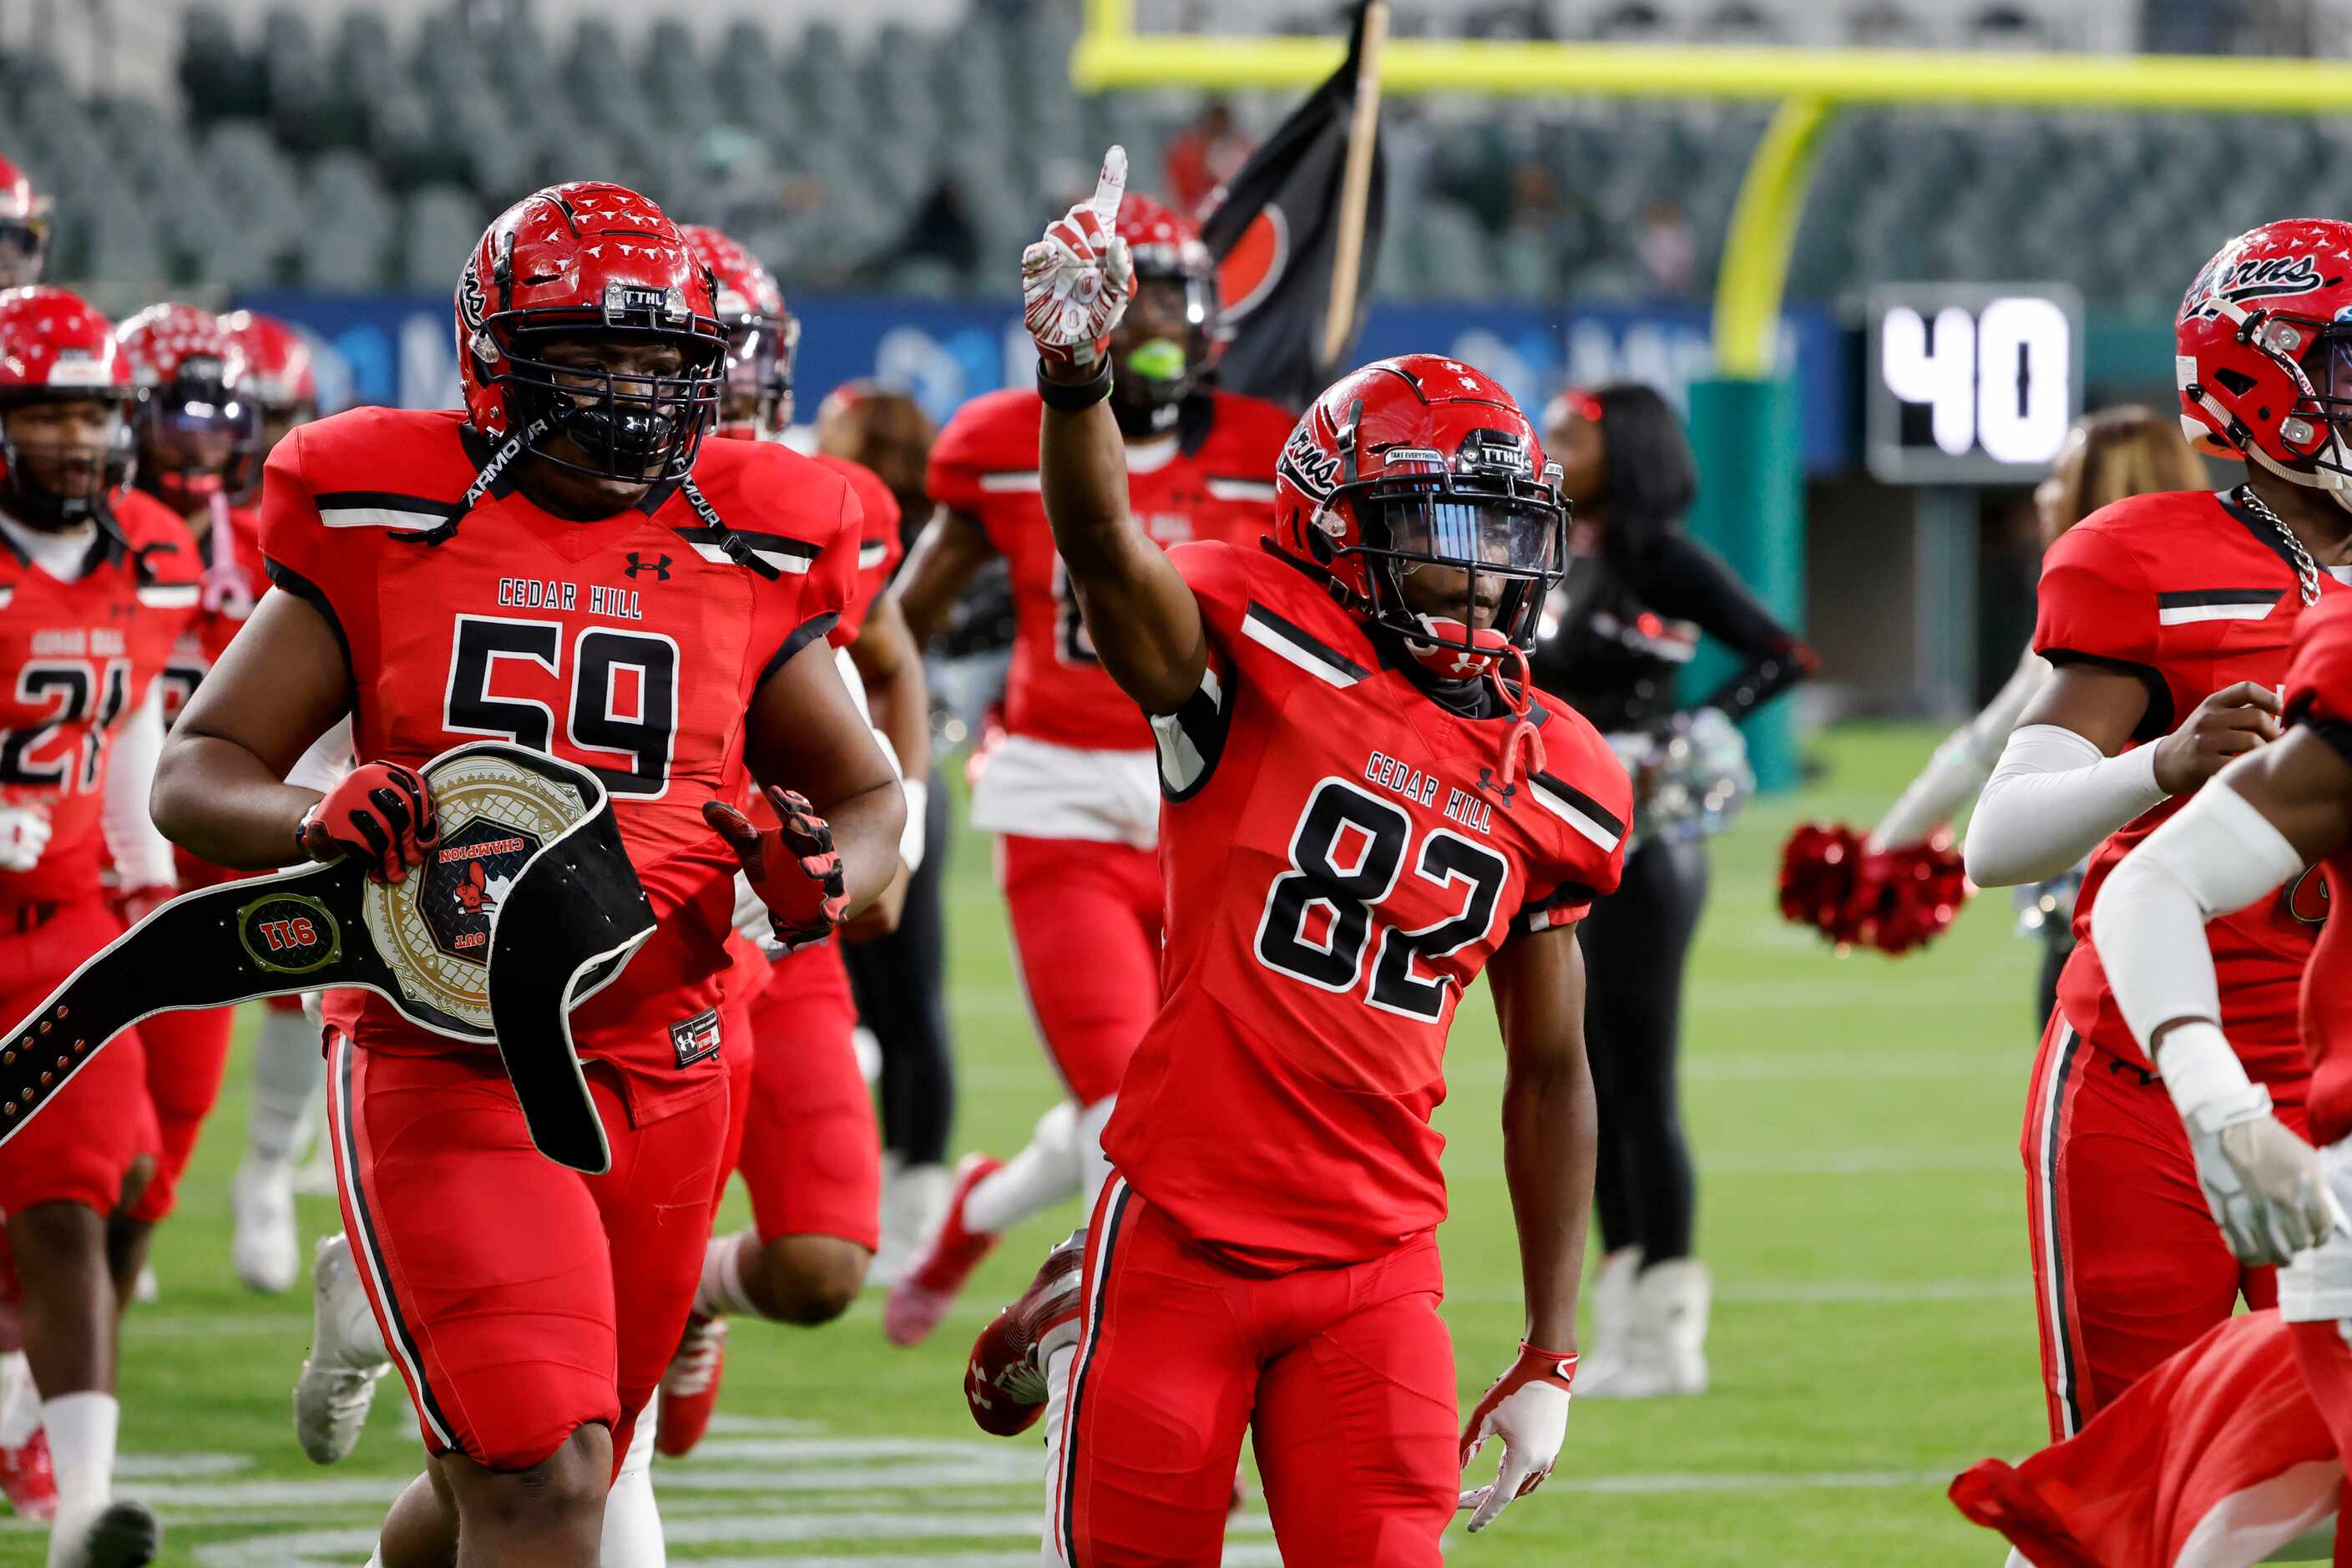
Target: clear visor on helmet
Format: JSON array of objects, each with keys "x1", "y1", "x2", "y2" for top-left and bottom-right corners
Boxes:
[
  {"x1": 1366, "y1": 450, "x2": 1562, "y2": 579},
  {"x1": 139, "y1": 378, "x2": 260, "y2": 498}
]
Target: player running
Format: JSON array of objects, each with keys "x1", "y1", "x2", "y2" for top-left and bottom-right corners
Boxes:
[
  {"x1": 149, "y1": 181, "x2": 904, "y2": 1565},
  {"x1": 109, "y1": 305, "x2": 268, "y2": 1285},
  {"x1": 887, "y1": 185, "x2": 1292, "y2": 1347},
  {"x1": 1001, "y1": 152, "x2": 1627, "y2": 1564},
  {"x1": 815, "y1": 382, "x2": 961, "y2": 1281},
  {"x1": 1965, "y1": 218, "x2": 2352, "y2": 1441},
  {"x1": 652, "y1": 223, "x2": 931, "y2": 1459},
  {"x1": 215, "y1": 307, "x2": 332, "y2": 1295},
  {"x1": 0, "y1": 286, "x2": 196, "y2": 1567},
  {"x1": 1953, "y1": 589, "x2": 2352, "y2": 1568}
]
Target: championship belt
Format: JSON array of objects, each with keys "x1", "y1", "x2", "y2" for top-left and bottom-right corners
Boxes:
[{"x1": 0, "y1": 741, "x2": 655, "y2": 1173}]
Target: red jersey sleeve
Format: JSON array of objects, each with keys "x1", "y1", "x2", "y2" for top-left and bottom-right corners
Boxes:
[
  {"x1": 1520, "y1": 711, "x2": 1632, "y2": 930},
  {"x1": 2034, "y1": 519, "x2": 2171, "y2": 739},
  {"x1": 812, "y1": 455, "x2": 902, "y2": 646},
  {"x1": 255, "y1": 421, "x2": 375, "y2": 670},
  {"x1": 924, "y1": 390, "x2": 1036, "y2": 519},
  {"x1": 2288, "y1": 592, "x2": 2352, "y2": 747},
  {"x1": 744, "y1": 452, "x2": 860, "y2": 685}
]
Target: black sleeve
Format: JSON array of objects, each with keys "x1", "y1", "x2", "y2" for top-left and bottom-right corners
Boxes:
[
  {"x1": 1622, "y1": 532, "x2": 1793, "y2": 659},
  {"x1": 1621, "y1": 533, "x2": 1817, "y2": 726}
]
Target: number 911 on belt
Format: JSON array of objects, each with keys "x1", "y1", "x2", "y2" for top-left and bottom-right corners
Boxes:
[{"x1": 1865, "y1": 284, "x2": 2084, "y2": 485}]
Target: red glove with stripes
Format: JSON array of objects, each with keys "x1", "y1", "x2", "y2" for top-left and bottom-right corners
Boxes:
[
  {"x1": 705, "y1": 787, "x2": 848, "y2": 952},
  {"x1": 297, "y1": 761, "x2": 438, "y2": 884}
]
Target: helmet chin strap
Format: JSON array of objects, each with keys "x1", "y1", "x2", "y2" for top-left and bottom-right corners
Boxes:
[{"x1": 2246, "y1": 441, "x2": 2352, "y2": 514}]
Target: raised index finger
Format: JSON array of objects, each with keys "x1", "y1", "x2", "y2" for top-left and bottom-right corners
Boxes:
[{"x1": 1091, "y1": 145, "x2": 1128, "y2": 233}]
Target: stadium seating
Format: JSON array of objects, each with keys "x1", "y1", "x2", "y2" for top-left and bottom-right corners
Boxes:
[{"x1": 0, "y1": 0, "x2": 2328, "y2": 306}]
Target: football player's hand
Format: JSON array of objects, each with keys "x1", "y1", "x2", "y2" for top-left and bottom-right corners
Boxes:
[
  {"x1": 2153, "y1": 681, "x2": 2284, "y2": 796},
  {"x1": 1458, "y1": 1343, "x2": 1577, "y2": 1533},
  {"x1": 2185, "y1": 1084, "x2": 2347, "y2": 1265},
  {"x1": 297, "y1": 761, "x2": 438, "y2": 884},
  {"x1": 0, "y1": 800, "x2": 52, "y2": 873},
  {"x1": 705, "y1": 787, "x2": 848, "y2": 953},
  {"x1": 1022, "y1": 146, "x2": 1132, "y2": 375}
]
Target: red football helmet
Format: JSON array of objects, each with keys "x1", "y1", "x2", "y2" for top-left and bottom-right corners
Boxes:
[
  {"x1": 456, "y1": 181, "x2": 726, "y2": 483},
  {"x1": 1109, "y1": 190, "x2": 1218, "y2": 436},
  {"x1": 0, "y1": 286, "x2": 134, "y2": 528},
  {"x1": 1274, "y1": 355, "x2": 1567, "y2": 679},
  {"x1": 0, "y1": 155, "x2": 49, "y2": 289},
  {"x1": 678, "y1": 224, "x2": 797, "y2": 439},
  {"x1": 222, "y1": 310, "x2": 319, "y2": 429},
  {"x1": 116, "y1": 302, "x2": 260, "y2": 513},
  {"x1": 2177, "y1": 218, "x2": 2352, "y2": 509}
]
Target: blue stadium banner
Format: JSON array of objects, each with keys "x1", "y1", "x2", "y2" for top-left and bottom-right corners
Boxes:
[{"x1": 234, "y1": 291, "x2": 1854, "y2": 474}]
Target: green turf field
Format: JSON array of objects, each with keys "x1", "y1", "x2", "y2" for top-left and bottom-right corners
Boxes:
[{"x1": 2, "y1": 723, "x2": 2059, "y2": 1565}]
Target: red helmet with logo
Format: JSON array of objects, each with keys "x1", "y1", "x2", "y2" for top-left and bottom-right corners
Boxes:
[
  {"x1": 1109, "y1": 190, "x2": 1219, "y2": 436},
  {"x1": 2177, "y1": 218, "x2": 2352, "y2": 508},
  {"x1": 1274, "y1": 355, "x2": 1567, "y2": 679},
  {"x1": 678, "y1": 224, "x2": 797, "y2": 439},
  {"x1": 456, "y1": 181, "x2": 726, "y2": 483},
  {"x1": 222, "y1": 310, "x2": 319, "y2": 425},
  {"x1": 0, "y1": 155, "x2": 49, "y2": 289},
  {"x1": 0, "y1": 287, "x2": 134, "y2": 526},
  {"x1": 116, "y1": 302, "x2": 260, "y2": 513}
]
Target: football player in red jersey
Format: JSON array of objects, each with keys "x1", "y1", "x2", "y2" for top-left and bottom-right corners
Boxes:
[
  {"x1": 216, "y1": 308, "x2": 335, "y2": 1296},
  {"x1": 149, "y1": 182, "x2": 904, "y2": 1566},
  {"x1": 108, "y1": 305, "x2": 270, "y2": 1280},
  {"x1": 0, "y1": 287, "x2": 199, "y2": 1567},
  {"x1": 1007, "y1": 154, "x2": 1628, "y2": 1564},
  {"x1": 1953, "y1": 591, "x2": 2352, "y2": 1568},
  {"x1": 1964, "y1": 217, "x2": 2352, "y2": 1444},
  {"x1": 651, "y1": 225, "x2": 933, "y2": 1459},
  {"x1": 0, "y1": 156, "x2": 48, "y2": 289},
  {"x1": 886, "y1": 185, "x2": 1294, "y2": 1348}
]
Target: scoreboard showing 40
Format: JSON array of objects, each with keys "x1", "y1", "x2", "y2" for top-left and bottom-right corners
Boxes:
[{"x1": 1865, "y1": 285, "x2": 2084, "y2": 484}]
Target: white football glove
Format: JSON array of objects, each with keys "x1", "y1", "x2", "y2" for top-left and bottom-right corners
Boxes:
[
  {"x1": 1020, "y1": 146, "x2": 1134, "y2": 372},
  {"x1": 0, "y1": 802, "x2": 52, "y2": 873},
  {"x1": 2161, "y1": 1022, "x2": 2345, "y2": 1266},
  {"x1": 2187, "y1": 1086, "x2": 2344, "y2": 1265},
  {"x1": 1458, "y1": 1344, "x2": 1576, "y2": 1534}
]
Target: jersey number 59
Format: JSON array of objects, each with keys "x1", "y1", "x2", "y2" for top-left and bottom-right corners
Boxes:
[
  {"x1": 1255, "y1": 777, "x2": 1510, "y2": 1022},
  {"x1": 443, "y1": 615, "x2": 680, "y2": 797}
]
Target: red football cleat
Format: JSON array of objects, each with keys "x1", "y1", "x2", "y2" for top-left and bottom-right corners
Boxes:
[
  {"x1": 885, "y1": 1154, "x2": 1004, "y2": 1348},
  {"x1": 964, "y1": 1230, "x2": 1087, "y2": 1437},
  {"x1": 655, "y1": 1314, "x2": 727, "y2": 1459},
  {"x1": 0, "y1": 1427, "x2": 57, "y2": 1520}
]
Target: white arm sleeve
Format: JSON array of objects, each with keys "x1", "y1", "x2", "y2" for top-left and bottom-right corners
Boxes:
[
  {"x1": 1870, "y1": 645, "x2": 2051, "y2": 851},
  {"x1": 2088, "y1": 781, "x2": 2309, "y2": 1124},
  {"x1": 285, "y1": 714, "x2": 355, "y2": 796},
  {"x1": 1962, "y1": 723, "x2": 2169, "y2": 887},
  {"x1": 101, "y1": 682, "x2": 175, "y2": 891}
]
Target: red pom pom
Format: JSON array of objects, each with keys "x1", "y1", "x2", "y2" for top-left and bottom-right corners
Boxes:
[
  {"x1": 1778, "y1": 822, "x2": 1867, "y2": 938},
  {"x1": 1778, "y1": 825, "x2": 1972, "y2": 955}
]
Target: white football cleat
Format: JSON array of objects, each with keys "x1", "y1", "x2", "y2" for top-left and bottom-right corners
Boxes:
[
  {"x1": 46, "y1": 1497, "x2": 159, "y2": 1567},
  {"x1": 292, "y1": 1234, "x2": 390, "y2": 1464},
  {"x1": 1578, "y1": 1257, "x2": 1710, "y2": 1400},
  {"x1": 231, "y1": 1155, "x2": 301, "y2": 1294}
]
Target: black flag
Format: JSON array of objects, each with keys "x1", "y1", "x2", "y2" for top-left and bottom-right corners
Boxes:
[{"x1": 1196, "y1": 3, "x2": 1386, "y2": 412}]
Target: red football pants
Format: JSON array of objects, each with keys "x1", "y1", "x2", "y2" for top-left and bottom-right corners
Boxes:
[
  {"x1": 126, "y1": 1004, "x2": 236, "y2": 1224},
  {"x1": 2024, "y1": 1014, "x2": 2301, "y2": 1440},
  {"x1": 998, "y1": 835, "x2": 1162, "y2": 1106},
  {"x1": 0, "y1": 902, "x2": 158, "y2": 1216},
  {"x1": 327, "y1": 1032, "x2": 726, "y2": 1474},
  {"x1": 736, "y1": 940, "x2": 879, "y2": 1251},
  {"x1": 1053, "y1": 1175, "x2": 1457, "y2": 1566}
]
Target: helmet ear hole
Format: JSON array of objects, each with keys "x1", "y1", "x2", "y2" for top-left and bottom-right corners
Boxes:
[{"x1": 2214, "y1": 367, "x2": 2258, "y2": 397}]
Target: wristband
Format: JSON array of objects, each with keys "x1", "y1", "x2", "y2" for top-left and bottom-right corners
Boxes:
[
  {"x1": 2155, "y1": 1020, "x2": 2266, "y2": 1132},
  {"x1": 1038, "y1": 360, "x2": 1112, "y2": 411}
]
